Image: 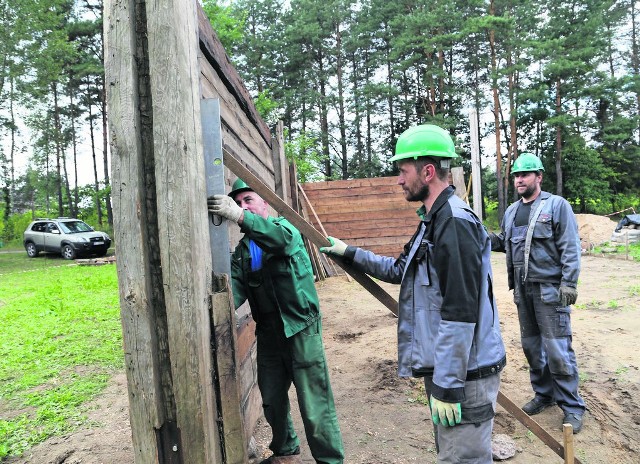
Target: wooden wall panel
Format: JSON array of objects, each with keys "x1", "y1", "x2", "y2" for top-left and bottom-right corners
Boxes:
[
  {"x1": 301, "y1": 177, "x2": 423, "y2": 257},
  {"x1": 196, "y1": 5, "x2": 265, "y2": 451}
]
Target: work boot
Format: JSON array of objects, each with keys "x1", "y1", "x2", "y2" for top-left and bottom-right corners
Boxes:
[
  {"x1": 522, "y1": 396, "x2": 555, "y2": 415},
  {"x1": 562, "y1": 413, "x2": 583, "y2": 434},
  {"x1": 259, "y1": 452, "x2": 302, "y2": 464}
]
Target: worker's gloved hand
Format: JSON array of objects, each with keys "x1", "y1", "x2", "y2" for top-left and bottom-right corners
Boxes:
[
  {"x1": 319, "y1": 236, "x2": 348, "y2": 256},
  {"x1": 207, "y1": 195, "x2": 243, "y2": 223},
  {"x1": 559, "y1": 286, "x2": 578, "y2": 306},
  {"x1": 430, "y1": 397, "x2": 462, "y2": 427}
]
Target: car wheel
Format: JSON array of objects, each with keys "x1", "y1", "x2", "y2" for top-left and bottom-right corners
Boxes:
[
  {"x1": 61, "y1": 244, "x2": 76, "y2": 260},
  {"x1": 26, "y1": 242, "x2": 39, "y2": 258}
]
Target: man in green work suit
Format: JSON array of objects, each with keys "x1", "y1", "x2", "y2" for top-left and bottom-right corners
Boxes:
[{"x1": 208, "y1": 179, "x2": 344, "y2": 464}]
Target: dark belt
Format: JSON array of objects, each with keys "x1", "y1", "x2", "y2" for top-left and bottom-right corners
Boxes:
[
  {"x1": 465, "y1": 356, "x2": 507, "y2": 381},
  {"x1": 412, "y1": 355, "x2": 507, "y2": 380}
]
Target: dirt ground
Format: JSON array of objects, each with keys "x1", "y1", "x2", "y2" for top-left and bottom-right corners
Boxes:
[{"x1": 8, "y1": 252, "x2": 640, "y2": 464}]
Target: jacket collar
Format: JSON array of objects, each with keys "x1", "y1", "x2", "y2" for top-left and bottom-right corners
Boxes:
[{"x1": 416, "y1": 185, "x2": 456, "y2": 222}]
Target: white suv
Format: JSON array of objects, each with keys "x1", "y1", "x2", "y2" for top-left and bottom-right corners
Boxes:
[{"x1": 23, "y1": 218, "x2": 112, "y2": 260}]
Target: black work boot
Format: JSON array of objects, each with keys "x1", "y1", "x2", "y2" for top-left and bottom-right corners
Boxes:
[
  {"x1": 562, "y1": 413, "x2": 583, "y2": 434},
  {"x1": 522, "y1": 396, "x2": 555, "y2": 415}
]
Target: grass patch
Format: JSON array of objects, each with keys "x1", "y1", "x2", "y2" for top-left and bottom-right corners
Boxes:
[
  {"x1": 592, "y1": 241, "x2": 640, "y2": 261},
  {"x1": 0, "y1": 262, "x2": 122, "y2": 459},
  {"x1": 0, "y1": 251, "x2": 77, "y2": 274}
]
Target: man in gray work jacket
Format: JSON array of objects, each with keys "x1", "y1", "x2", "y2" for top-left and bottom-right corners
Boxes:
[
  {"x1": 321, "y1": 124, "x2": 506, "y2": 464},
  {"x1": 491, "y1": 152, "x2": 585, "y2": 433}
]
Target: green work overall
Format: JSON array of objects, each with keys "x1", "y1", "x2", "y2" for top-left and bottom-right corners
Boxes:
[{"x1": 231, "y1": 212, "x2": 344, "y2": 463}]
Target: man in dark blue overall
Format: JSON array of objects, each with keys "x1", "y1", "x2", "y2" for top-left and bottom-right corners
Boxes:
[
  {"x1": 491, "y1": 153, "x2": 586, "y2": 433},
  {"x1": 208, "y1": 179, "x2": 344, "y2": 464}
]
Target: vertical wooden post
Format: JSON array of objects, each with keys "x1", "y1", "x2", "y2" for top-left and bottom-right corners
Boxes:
[
  {"x1": 289, "y1": 160, "x2": 299, "y2": 213},
  {"x1": 450, "y1": 167, "x2": 466, "y2": 201},
  {"x1": 105, "y1": 0, "x2": 221, "y2": 462},
  {"x1": 211, "y1": 275, "x2": 249, "y2": 464},
  {"x1": 469, "y1": 109, "x2": 483, "y2": 220},
  {"x1": 272, "y1": 121, "x2": 290, "y2": 204},
  {"x1": 562, "y1": 424, "x2": 575, "y2": 463}
]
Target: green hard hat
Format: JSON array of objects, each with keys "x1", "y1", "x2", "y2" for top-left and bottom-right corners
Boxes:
[
  {"x1": 512, "y1": 152, "x2": 544, "y2": 174},
  {"x1": 228, "y1": 178, "x2": 252, "y2": 198},
  {"x1": 390, "y1": 124, "x2": 458, "y2": 162}
]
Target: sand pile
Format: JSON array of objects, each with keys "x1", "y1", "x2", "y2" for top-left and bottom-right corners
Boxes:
[{"x1": 575, "y1": 214, "x2": 618, "y2": 249}]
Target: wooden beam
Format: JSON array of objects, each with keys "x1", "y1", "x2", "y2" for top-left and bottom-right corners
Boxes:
[
  {"x1": 211, "y1": 275, "x2": 248, "y2": 464},
  {"x1": 497, "y1": 392, "x2": 583, "y2": 464},
  {"x1": 271, "y1": 121, "x2": 289, "y2": 203},
  {"x1": 222, "y1": 147, "x2": 399, "y2": 317},
  {"x1": 563, "y1": 424, "x2": 575, "y2": 464},
  {"x1": 106, "y1": 1, "x2": 221, "y2": 462},
  {"x1": 298, "y1": 184, "x2": 343, "y2": 280}
]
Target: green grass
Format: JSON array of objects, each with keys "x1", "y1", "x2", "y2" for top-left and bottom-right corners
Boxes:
[
  {"x1": 592, "y1": 241, "x2": 640, "y2": 261},
  {"x1": 0, "y1": 259, "x2": 123, "y2": 459},
  {"x1": 0, "y1": 246, "x2": 115, "y2": 274}
]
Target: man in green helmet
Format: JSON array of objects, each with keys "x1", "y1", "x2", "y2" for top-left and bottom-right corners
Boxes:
[
  {"x1": 490, "y1": 152, "x2": 585, "y2": 433},
  {"x1": 208, "y1": 180, "x2": 344, "y2": 464},
  {"x1": 321, "y1": 124, "x2": 506, "y2": 463}
]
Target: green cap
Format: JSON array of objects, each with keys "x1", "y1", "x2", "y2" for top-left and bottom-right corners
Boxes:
[
  {"x1": 228, "y1": 178, "x2": 252, "y2": 198},
  {"x1": 390, "y1": 124, "x2": 458, "y2": 163},
  {"x1": 512, "y1": 152, "x2": 544, "y2": 174}
]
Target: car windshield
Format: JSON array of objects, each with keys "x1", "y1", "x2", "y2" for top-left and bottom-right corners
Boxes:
[{"x1": 59, "y1": 221, "x2": 93, "y2": 234}]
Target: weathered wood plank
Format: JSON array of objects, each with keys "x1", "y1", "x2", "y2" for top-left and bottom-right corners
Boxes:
[
  {"x1": 104, "y1": 1, "x2": 165, "y2": 460},
  {"x1": 272, "y1": 121, "x2": 289, "y2": 203},
  {"x1": 196, "y1": 7, "x2": 271, "y2": 145},
  {"x1": 211, "y1": 275, "x2": 248, "y2": 464},
  {"x1": 107, "y1": 0, "x2": 222, "y2": 462},
  {"x1": 301, "y1": 177, "x2": 401, "y2": 190},
  {"x1": 145, "y1": 1, "x2": 221, "y2": 461}
]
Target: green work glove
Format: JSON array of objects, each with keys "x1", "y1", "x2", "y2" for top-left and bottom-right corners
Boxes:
[
  {"x1": 207, "y1": 194, "x2": 243, "y2": 223},
  {"x1": 559, "y1": 286, "x2": 578, "y2": 306},
  {"x1": 319, "y1": 236, "x2": 348, "y2": 256},
  {"x1": 430, "y1": 397, "x2": 462, "y2": 427}
]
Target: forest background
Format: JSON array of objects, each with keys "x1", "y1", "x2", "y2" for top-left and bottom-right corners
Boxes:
[{"x1": 1, "y1": 0, "x2": 639, "y2": 246}]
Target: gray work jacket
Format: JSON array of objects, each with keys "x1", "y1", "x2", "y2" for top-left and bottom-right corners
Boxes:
[
  {"x1": 491, "y1": 191, "x2": 581, "y2": 290},
  {"x1": 344, "y1": 187, "x2": 506, "y2": 403}
]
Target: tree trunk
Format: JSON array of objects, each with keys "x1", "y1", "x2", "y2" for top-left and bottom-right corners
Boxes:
[
  {"x1": 69, "y1": 84, "x2": 79, "y2": 217},
  {"x1": 365, "y1": 54, "x2": 372, "y2": 167},
  {"x1": 87, "y1": 83, "x2": 103, "y2": 226},
  {"x1": 506, "y1": 44, "x2": 517, "y2": 205},
  {"x1": 100, "y1": 13, "x2": 114, "y2": 227},
  {"x1": 555, "y1": 78, "x2": 563, "y2": 196},
  {"x1": 335, "y1": 22, "x2": 348, "y2": 179},
  {"x1": 437, "y1": 44, "x2": 445, "y2": 113},
  {"x1": 52, "y1": 82, "x2": 65, "y2": 218},
  {"x1": 318, "y1": 47, "x2": 331, "y2": 179},
  {"x1": 384, "y1": 35, "x2": 395, "y2": 143},
  {"x1": 631, "y1": 0, "x2": 640, "y2": 144},
  {"x1": 488, "y1": 1, "x2": 505, "y2": 219},
  {"x1": 351, "y1": 53, "x2": 363, "y2": 169}
]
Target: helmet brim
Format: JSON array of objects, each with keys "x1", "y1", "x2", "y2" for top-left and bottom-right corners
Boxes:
[{"x1": 228, "y1": 186, "x2": 253, "y2": 198}]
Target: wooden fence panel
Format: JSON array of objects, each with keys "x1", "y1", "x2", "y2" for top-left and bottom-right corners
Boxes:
[{"x1": 302, "y1": 177, "x2": 421, "y2": 257}]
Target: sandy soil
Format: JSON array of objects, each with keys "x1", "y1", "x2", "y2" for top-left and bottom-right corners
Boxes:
[{"x1": 8, "y1": 254, "x2": 640, "y2": 464}]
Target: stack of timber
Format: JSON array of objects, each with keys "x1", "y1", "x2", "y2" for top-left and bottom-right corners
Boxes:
[{"x1": 301, "y1": 177, "x2": 421, "y2": 257}]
